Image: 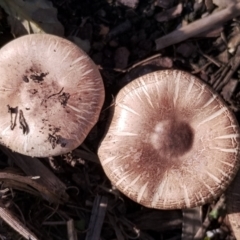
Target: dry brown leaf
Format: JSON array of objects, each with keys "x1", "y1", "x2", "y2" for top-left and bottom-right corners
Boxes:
[
  {"x1": 0, "y1": 0, "x2": 64, "y2": 37},
  {"x1": 0, "y1": 147, "x2": 69, "y2": 203},
  {"x1": 0, "y1": 171, "x2": 66, "y2": 204}
]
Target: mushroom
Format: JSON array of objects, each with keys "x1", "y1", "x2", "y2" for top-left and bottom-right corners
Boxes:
[
  {"x1": 227, "y1": 171, "x2": 240, "y2": 239},
  {"x1": 0, "y1": 34, "x2": 104, "y2": 157},
  {"x1": 98, "y1": 69, "x2": 240, "y2": 209}
]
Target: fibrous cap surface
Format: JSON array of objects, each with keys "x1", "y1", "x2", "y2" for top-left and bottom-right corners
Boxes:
[
  {"x1": 0, "y1": 34, "x2": 104, "y2": 157},
  {"x1": 98, "y1": 70, "x2": 240, "y2": 209}
]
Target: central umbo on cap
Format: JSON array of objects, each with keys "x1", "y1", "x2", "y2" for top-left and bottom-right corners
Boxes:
[{"x1": 98, "y1": 70, "x2": 240, "y2": 209}]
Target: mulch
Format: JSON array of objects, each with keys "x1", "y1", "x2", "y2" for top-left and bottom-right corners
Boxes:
[{"x1": 0, "y1": 0, "x2": 240, "y2": 239}]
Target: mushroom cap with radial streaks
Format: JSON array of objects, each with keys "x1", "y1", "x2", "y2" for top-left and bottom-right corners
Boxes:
[
  {"x1": 227, "y1": 171, "x2": 240, "y2": 240},
  {"x1": 0, "y1": 34, "x2": 104, "y2": 157},
  {"x1": 98, "y1": 70, "x2": 240, "y2": 209}
]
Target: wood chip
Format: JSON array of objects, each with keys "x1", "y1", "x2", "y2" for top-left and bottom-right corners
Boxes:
[
  {"x1": 155, "y1": 3, "x2": 240, "y2": 50},
  {"x1": 117, "y1": 0, "x2": 139, "y2": 8},
  {"x1": 155, "y1": 3, "x2": 183, "y2": 22}
]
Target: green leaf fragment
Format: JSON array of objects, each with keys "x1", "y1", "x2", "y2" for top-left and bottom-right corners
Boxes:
[{"x1": 0, "y1": 0, "x2": 64, "y2": 37}]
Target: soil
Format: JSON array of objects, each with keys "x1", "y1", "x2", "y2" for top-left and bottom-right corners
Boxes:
[{"x1": 0, "y1": 0, "x2": 240, "y2": 240}]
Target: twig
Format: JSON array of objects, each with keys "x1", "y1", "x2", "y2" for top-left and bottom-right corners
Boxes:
[
  {"x1": 67, "y1": 219, "x2": 77, "y2": 240},
  {"x1": 42, "y1": 221, "x2": 66, "y2": 225},
  {"x1": 107, "y1": 214, "x2": 125, "y2": 240},
  {"x1": 0, "y1": 204, "x2": 39, "y2": 240},
  {"x1": 194, "y1": 195, "x2": 226, "y2": 240},
  {"x1": 198, "y1": 48, "x2": 222, "y2": 68},
  {"x1": 155, "y1": 3, "x2": 240, "y2": 50},
  {"x1": 0, "y1": 171, "x2": 64, "y2": 204},
  {"x1": 209, "y1": 46, "x2": 240, "y2": 90},
  {"x1": 191, "y1": 62, "x2": 212, "y2": 74},
  {"x1": 214, "y1": 46, "x2": 240, "y2": 91},
  {"x1": 85, "y1": 195, "x2": 108, "y2": 240},
  {"x1": 0, "y1": 146, "x2": 69, "y2": 203}
]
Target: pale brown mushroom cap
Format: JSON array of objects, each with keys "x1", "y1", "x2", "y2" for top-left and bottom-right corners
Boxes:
[
  {"x1": 0, "y1": 34, "x2": 104, "y2": 157},
  {"x1": 227, "y1": 171, "x2": 240, "y2": 239},
  {"x1": 98, "y1": 70, "x2": 240, "y2": 209}
]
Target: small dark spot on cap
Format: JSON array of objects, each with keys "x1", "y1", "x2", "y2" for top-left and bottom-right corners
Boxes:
[
  {"x1": 30, "y1": 72, "x2": 49, "y2": 83},
  {"x1": 54, "y1": 127, "x2": 61, "y2": 132},
  {"x1": 28, "y1": 89, "x2": 37, "y2": 94},
  {"x1": 23, "y1": 76, "x2": 29, "y2": 83}
]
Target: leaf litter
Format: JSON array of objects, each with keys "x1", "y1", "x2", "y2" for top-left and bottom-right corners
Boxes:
[
  {"x1": 0, "y1": 0, "x2": 64, "y2": 37},
  {"x1": 0, "y1": 0, "x2": 240, "y2": 239}
]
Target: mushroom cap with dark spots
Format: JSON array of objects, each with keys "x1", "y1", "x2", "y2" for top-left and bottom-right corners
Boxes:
[
  {"x1": 98, "y1": 70, "x2": 240, "y2": 209},
  {"x1": 0, "y1": 34, "x2": 104, "y2": 157}
]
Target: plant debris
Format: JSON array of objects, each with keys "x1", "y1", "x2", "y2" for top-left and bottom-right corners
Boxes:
[
  {"x1": 0, "y1": 0, "x2": 240, "y2": 239},
  {"x1": 0, "y1": 0, "x2": 64, "y2": 36}
]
